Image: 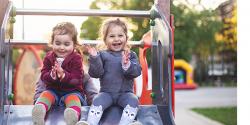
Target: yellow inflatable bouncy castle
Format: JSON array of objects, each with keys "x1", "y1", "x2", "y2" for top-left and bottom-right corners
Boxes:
[{"x1": 174, "y1": 59, "x2": 197, "y2": 89}]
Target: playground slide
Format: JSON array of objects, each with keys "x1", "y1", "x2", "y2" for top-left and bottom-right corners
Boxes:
[
  {"x1": 3, "y1": 105, "x2": 167, "y2": 125},
  {"x1": 1, "y1": 1, "x2": 175, "y2": 125}
]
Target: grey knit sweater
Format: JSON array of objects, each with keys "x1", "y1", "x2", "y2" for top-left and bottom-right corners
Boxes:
[{"x1": 88, "y1": 50, "x2": 142, "y2": 93}]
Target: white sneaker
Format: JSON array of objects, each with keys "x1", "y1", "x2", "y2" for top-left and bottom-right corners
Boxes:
[
  {"x1": 129, "y1": 121, "x2": 143, "y2": 125},
  {"x1": 119, "y1": 105, "x2": 138, "y2": 125},
  {"x1": 64, "y1": 108, "x2": 79, "y2": 125},
  {"x1": 32, "y1": 104, "x2": 46, "y2": 125},
  {"x1": 75, "y1": 121, "x2": 90, "y2": 125}
]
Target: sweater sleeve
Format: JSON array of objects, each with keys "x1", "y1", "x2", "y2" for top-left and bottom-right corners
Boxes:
[
  {"x1": 88, "y1": 52, "x2": 104, "y2": 78},
  {"x1": 41, "y1": 55, "x2": 57, "y2": 84},
  {"x1": 60, "y1": 54, "x2": 83, "y2": 86},
  {"x1": 122, "y1": 51, "x2": 142, "y2": 79}
]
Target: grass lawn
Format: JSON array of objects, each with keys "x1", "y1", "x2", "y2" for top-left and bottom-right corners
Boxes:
[{"x1": 192, "y1": 106, "x2": 237, "y2": 125}]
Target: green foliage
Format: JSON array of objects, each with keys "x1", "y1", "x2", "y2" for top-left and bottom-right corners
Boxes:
[
  {"x1": 80, "y1": 1, "x2": 102, "y2": 40},
  {"x1": 80, "y1": 17, "x2": 102, "y2": 40},
  {"x1": 171, "y1": 2, "x2": 223, "y2": 61},
  {"x1": 192, "y1": 106, "x2": 237, "y2": 125},
  {"x1": 215, "y1": 3, "x2": 237, "y2": 51},
  {"x1": 80, "y1": 0, "x2": 224, "y2": 73},
  {"x1": 80, "y1": 0, "x2": 154, "y2": 41}
]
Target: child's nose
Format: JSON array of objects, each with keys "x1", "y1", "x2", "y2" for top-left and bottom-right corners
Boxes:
[
  {"x1": 59, "y1": 45, "x2": 65, "y2": 49},
  {"x1": 114, "y1": 36, "x2": 120, "y2": 41}
]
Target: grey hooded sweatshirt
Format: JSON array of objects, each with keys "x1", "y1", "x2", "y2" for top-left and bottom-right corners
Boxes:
[{"x1": 88, "y1": 50, "x2": 142, "y2": 93}]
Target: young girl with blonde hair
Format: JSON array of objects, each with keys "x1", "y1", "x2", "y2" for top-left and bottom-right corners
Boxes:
[{"x1": 77, "y1": 18, "x2": 142, "y2": 125}]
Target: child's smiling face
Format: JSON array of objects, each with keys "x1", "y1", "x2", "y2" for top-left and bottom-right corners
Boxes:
[
  {"x1": 105, "y1": 25, "x2": 127, "y2": 52},
  {"x1": 52, "y1": 34, "x2": 74, "y2": 58}
]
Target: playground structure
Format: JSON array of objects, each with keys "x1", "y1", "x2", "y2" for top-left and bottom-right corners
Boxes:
[
  {"x1": 0, "y1": 0, "x2": 175, "y2": 125},
  {"x1": 174, "y1": 59, "x2": 197, "y2": 89}
]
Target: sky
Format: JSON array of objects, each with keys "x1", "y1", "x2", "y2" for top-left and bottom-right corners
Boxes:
[
  {"x1": 173, "y1": 0, "x2": 228, "y2": 11},
  {"x1": 11, "y1": 0, "x2": 94, "y2": 40},
  {"x1": 10, "y1": 0, "x2": 228, "y2": 41}
]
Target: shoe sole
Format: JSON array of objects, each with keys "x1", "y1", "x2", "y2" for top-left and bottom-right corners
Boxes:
[
  {"x1": 64, "y1": 108, "x2": 79, "y2": 125},
  {"x1": 32, "y1": 104, "x2": 46, "y2": 125},
  {"x1": 130, "y1": 121, "x2": 143, "y2": 125},
  {"x1": 75, "y1": 121, "x2": 89, "y2": 125}
]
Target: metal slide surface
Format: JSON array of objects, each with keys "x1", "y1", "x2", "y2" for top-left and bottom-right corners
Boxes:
[
  {"x1": 3, "y1": 105, "x2": 166, "y2": 125},
  {"x1": 1, "y1": 1, "x2": 175, "y2": 125}
]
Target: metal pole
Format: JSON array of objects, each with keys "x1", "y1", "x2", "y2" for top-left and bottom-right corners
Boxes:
[
  {"x1": 22, "y1": 0, "x2": 25, "y2": 39},
  {"x1": 16, "y1": 8, "x2": 151, "y2": 18},
  {"x1": 1, "y1": 1, "x2": 12, "y2": 122},
  {"x1": 6, "y1": 39, "x2": 143, "y2": 46}
]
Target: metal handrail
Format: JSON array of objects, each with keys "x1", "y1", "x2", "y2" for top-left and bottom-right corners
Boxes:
[
  {"x1": 16, "y1": 8, "x2": 151, "y2": 18},
  {"x1": 0, "y1": 2, "x2": 13, "y2": 123},
  {"x1": 0, "y1": 3, "x2": 12, "y2": 54},
  {"x1": 6, "y1": 39, "x2": 143, "y2": 46}
]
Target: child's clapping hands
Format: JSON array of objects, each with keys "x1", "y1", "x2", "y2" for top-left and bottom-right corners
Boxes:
[
  {"x1": 51, "y1": 60, "x2": 65, "y2": 80},
  {"x1": 122, "y1": 50, "x2": 131, "y2": 70}
]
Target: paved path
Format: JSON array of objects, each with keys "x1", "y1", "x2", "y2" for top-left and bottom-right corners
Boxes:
[{"x1": 175, "y1": 87, "x2": 237, "y2": 125}]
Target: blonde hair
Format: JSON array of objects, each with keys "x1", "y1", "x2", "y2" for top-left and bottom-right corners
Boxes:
[
  {"x1": 50, "y1": 22, "x2": 83, "y2": 55},
  {"x1": 98, "y1": 18, "x2": 131, "y2": 51}
]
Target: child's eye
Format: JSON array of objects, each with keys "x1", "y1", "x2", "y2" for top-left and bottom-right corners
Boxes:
[
  {"x1": 64, "y1": 43, "x2": 70, "y2": 46},
  {"x1": 55, "y1": 41, "x2": 61, "y2": 45},
  {"x1": 119, "y1": 34, "x2": 124, "y2": 37}
]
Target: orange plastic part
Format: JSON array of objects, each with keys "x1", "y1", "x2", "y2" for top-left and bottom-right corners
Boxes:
[{"x1": 138, "y1": 31, "x2": 152, "y2": 104}]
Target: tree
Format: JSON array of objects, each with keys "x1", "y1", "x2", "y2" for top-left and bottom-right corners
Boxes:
[
  {"x1": 80, "y1": 0, "x2": 154, "y2": 41},
  {"x1": 171, "y1": 1, "x2": 223, "y2": 83},
  {"x1": 171, "y1": 2, "x2": 223, "y2": 61},
  {"x1": 215, "y1": 1, "x2": 237, "y2": 51},
  {"x1": 214, "y1": 1, "x2": 237, "y2": 82},
  {"x1": 81, "y1": 0, "x2": 224, "y2": 83},
  {"x1": 80, "y1": 1, "x2": 102, "y2": 40}
]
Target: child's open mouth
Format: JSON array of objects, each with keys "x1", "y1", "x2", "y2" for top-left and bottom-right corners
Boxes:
[{"x1": 112, "y1": 43, "x2": 122, "y2": 46}]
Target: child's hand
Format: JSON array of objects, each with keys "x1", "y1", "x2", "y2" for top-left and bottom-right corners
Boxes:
[
  {"x1": 51, "y1": 66, "x2": 57, "y2": 80},
  {"x1": 54, "y1": 61, "x2": 64, "y2": 79},
  {"x1": 84, "y1": 44, "x2": 97, "y2": 56},
  {"x1": 122, "y1": 50, "x2": 131, "y2": 66}
]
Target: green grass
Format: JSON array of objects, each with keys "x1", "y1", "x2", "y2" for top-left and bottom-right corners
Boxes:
[{"x1": 192, "y1": 106, "x2": 237, "y2": 125}]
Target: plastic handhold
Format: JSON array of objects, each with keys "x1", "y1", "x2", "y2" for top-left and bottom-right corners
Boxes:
[
  {"x1": 8, "y1": 93, "x2": 14, "y2": 101},
  {"x1": 150, "y1": 20, "x2": 155, "y2": 26},
  {"x1": 150, "y1": 92, "x2": 156, "y2": 99},
  {"x1": 10, "y1": 6, "x2": 16, "y2": 17},
  {"x1": 10, "y1": 17, "x2": 16, "y2": 23}
]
